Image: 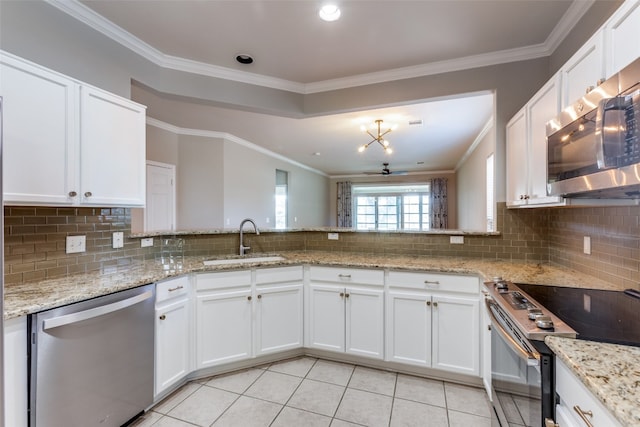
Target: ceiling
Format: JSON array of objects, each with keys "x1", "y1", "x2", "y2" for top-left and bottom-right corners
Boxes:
[{"x1": 67, "y1": 0, "x2": 586, "y2": 177}]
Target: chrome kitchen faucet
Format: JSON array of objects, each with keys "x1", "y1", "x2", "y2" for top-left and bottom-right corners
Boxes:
[{"x1": 239, "y1": 218, "x2": 260, "y2": 255}]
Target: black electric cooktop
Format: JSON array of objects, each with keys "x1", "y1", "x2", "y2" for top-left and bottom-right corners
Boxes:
[{"x1": 517, "y1": 283, "x2": 640, "y2": 347}]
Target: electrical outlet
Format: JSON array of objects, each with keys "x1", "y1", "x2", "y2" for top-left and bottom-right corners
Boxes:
[
  {"x1": 328, "y1": 233, "x2": 339, "y2": 240},
  {"x1": 112, "y1": 231, "x2": 124, "y2": 249},
  {"x1": 66, "y1": 235, "x2": 86, "y2": 254},
  {"x1": 450, "y1": 236, "x2": 464, "y2": 244},
  {"x1": 140, "y1": 237, "x2": 154, "y2": 248},
  {"x1": 583, "y1": 236, "x2": 591, "y2": 255}
]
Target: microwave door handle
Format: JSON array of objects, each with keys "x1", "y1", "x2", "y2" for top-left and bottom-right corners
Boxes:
[
  {"x1": 485, "y1": 298, "x2": 540, "y2": 365},
  {"x1": 595, "y1": 97, "x2": 629, "y2": 168}
]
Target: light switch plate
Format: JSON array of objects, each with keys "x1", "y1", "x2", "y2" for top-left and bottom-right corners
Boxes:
[
  {"x1": 113, "y1": 231, "x2": 124, "y2": 249},
  {"x1": 66, "y1": 235, "x2": 86, "y2": 254},
  {"x1": 328, "y1": 233, "x2": 339, "y2": 240},
  {"x1": 583, "y1": 236, "x2": 591, "y2": 254}
]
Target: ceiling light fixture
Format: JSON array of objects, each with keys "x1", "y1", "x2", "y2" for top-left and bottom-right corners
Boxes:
[
  {"x1": 358, "y1": 119, "x2": 393, "y2": 154},
  {"x1": 319, "y1": 4, "x2": 341, "y2": 22},
  {"x1": 235, "y1": 54, "x2": 254, "y2": 64}
]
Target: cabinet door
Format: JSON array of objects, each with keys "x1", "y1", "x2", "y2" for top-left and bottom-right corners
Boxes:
[
  {"x1": 196, "y1": 288, "x2": 252, "y2": 368},
  {"x1": 255, "y1": 283, "x2": 303, "y2": 356},
  {"x1": 606, "y1": 0, "x2": 640, "y2": 76},
  {"x1": 80, "y1": 85, "x2": 146, "y2": 206},
  {"x1": 561, "y1": 30, "x2": 605, "y2": 108},
  {"x1": 1, "y1": 55, "x2": 78, "y2": 204},
  {"x1": 432, "y1": 295, "x2": 480, "y2": 375},
  {"x1": 527, "y1": 74, "x2": 562, "y2": 204},
  {"x1": 385, "y1": 291, "x2": 431, "y2": 367},
  {"x1": 155, "y1": 297, "x2": 190, "y2": 396},
  {"x1": 345, "y1": 286, "x2": 384, "y2": 359},
  {"x1": 307, "y1": 284, "x2": 345, "y2": 352},
  {"x1": 5, "y1": 316, "x2": 28, "y2": 427},
  {"x1": 506, "y1": 109, "x2": 528, "y2": 207}
]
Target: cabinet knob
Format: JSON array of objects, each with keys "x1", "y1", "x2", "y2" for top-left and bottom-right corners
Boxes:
[
  {"x1": 257, "y1": 294, "x2": 262, "y2": 299},
  {"x1": 68, "y1": 191, "x2": 78, "y2": 197},
  {"x1": 586, "y1": 85, "x2": 595, "y2": 94},
  {"x1": 84, "y1": 191, "x2": 92, "y2": 198},
  {"x1": 247, "y1": 296, "x2": 252, "y2": 301},
  {"x1": 426, "y1": 301, "x2": 431, "y2": 306},
  {"x1": 345, "y1": 293, "x2": 350, "y2": 298},
  {"x1": 159, "y1": 314, "x2": 166, "y2": 320},
  {"x1": 573, "y1": 406, "x2": 594, "y2": 427},
  {"x1": 433, "y1": 302, "x2": 438, "y2": 308},
  {"x1": 339, "y1": 292, "x2": 345, "y2": 297}
]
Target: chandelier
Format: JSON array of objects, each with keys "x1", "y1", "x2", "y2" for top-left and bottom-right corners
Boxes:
[{"x1": 358, "y1": 119, "x2": 393, "y2": 154}]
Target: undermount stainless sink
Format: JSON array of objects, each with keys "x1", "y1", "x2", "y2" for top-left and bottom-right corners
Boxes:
[{"x1": 203, "y1": 255, "x2": 285, "y2": 266}]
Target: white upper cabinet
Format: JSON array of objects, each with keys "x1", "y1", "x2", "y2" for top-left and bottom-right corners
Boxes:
[
  {"x1": 506, "y1": 74, "x2": 563, "y2": 207},
  {"x1": 605, "y1": 0, "x2": 640, "y2": 77},
  {"x1": 560, "y1": 30, "x2": 605, "y2": 109},
  {"x1": 0, "y1": 52, "x2": 146, "y2": 207}
]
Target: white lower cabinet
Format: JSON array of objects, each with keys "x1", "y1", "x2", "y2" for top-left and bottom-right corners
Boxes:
[
  {"x1": 4, "y1": 316, "x2": 28, "y2": 427},
  {"x1": 385, "y1": 271, "x2": 480, "y2": 376},
  {"x1": 307, "y1": 267, "x2": 385, "y2": 360},
  {"x1": 555, "y1": 357, "x2": 622, "y2": 427},
  {"x1": 255, "y1": 267, "x2": 304, "y2": 356},
  {"x1": 196, "y1": 282, "x2": 253, "y2": 368},
  {"x1": 155, "y1": 276, "x2": 191, "y2": 396}
]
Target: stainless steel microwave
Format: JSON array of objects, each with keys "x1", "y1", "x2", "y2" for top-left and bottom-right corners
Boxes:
[{"x1": 546, "y1": 57, "x2": 640, "y2": 199}]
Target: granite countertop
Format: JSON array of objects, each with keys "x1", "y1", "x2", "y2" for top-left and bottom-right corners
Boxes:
[
  {"x1": 4, "y1": 250, "x2": 620, "y2": 319},
  {"x1": 546, "y1": 336, "x2": 640, "y2": 426}
]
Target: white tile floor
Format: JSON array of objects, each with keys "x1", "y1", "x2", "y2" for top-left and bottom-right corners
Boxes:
[{"x1": 132, "y1": 356, "x2": 495, "y2": 427}]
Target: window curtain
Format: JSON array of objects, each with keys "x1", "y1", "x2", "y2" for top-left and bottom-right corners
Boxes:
[
  {"x1": 336, "y1": 181, "x2": 353, "y2": 227},
  {"x1": 430, "y1": 178, "x2": 448, "y2": 229}
]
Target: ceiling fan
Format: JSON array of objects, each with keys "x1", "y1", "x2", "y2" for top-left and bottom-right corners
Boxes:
[{"x1": 364, "y1": 163, "x2": 408, "y2": 176}]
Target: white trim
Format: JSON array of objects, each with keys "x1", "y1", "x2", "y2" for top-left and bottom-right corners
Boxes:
[
  {"x1": 330, "y1": 170, "x2": 456, "y2": 180},
  {"x1": 455, "y1": 117, "x2": 494, "y2": 171},
  {"x1": 146, "y1": 117, "x2": 328, "y2": 177},
  {"x1": 46, "y1": 0, "x2": 594, "y2": 95}
]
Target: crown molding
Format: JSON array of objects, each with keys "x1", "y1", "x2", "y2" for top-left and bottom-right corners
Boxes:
[
  {"x1": 47, "y1": 0, "x2": 594, "y2": 95},
  {"x1": 146, "y1": 117, "x2": 328, "y2": 177}
]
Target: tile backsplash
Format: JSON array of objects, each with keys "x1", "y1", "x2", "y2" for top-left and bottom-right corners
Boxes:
[{"x1": 4, "y1": 203, "x2": 639, "y2": 290}]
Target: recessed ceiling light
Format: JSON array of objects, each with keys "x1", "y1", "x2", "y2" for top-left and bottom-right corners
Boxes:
[
  {"x1": 236, "y1": 54, "x2": 254, "y2": 65},
  {"x1": 319, "y1": 4, "x2": 341, "y2": 22},
  {"x1": 313, "y1": 152, "x2": 321, "y2": 156}
]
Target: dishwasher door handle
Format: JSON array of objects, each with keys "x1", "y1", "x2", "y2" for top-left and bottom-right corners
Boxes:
[{"x1": 43, "y1": 290, "x2": 153, "y2": 330}]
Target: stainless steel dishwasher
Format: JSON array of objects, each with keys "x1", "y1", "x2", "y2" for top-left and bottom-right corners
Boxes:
[{"x1": 29, "y1": 283, "x2": 155, "y2": 427}]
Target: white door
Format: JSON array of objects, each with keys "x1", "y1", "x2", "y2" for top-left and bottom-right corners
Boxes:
[
  {"x1": 307, "y1": 284, "x2": 345, "y2": 352},
  {"x1": 155, "y1": 297, "x2": 189, "y2": 395},
  {"x1": 80, "y1": 85, "x2": 146, "y2": 206},
  {"x1": 345, "y1": 287, "x2": 384, "y2": 359},
  {"x1": 385, "y1": 291, "x2": 431, "y2": 367},
  {"x1": 196, "y1": 288, "x2": 253, "y2": 368},
  {"x1": 432, "y1": 295, "x2": 480, "y2": 375},
  {"x1": 146, "y1": 162, "x2": 175, "y2": 232},
  {"x1": 255, "y1": 284, "x2": 303, "y2": 356},
  {"x1": 1, "y1": 56, "x2": 78, "y2": 205}
]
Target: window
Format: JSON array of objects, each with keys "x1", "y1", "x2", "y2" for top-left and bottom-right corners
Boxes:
[
  {"x1": 353, "y1": 184, "x2": 430, "y2": 231},
  {"x1": 275, "y1": 170, "x2": 288, "y2": 229},
  {"x1": 486, "y1": 154, "x2": 495, "y2": 232}
]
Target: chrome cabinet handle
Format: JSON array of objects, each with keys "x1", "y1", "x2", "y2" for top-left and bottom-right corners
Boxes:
[
  {"x1": 338, "y1": 274, "x2": 351, "y2": 279},
  {"x1": 424, "y1": 280, "x2": 440, "y2": 285},
  {"x1": 68, "y1": 191, "x2": 77, "y2": 197},
  {"x1": 573, "y1": 406, "x2": 594, "y2": 427},
  {"x1": 84, "y1": 191, "x2": 92, "y2": 198},
  {"x1": 168, "y1": 285, "x2": 184, "y2": 292},
  {"x1": 159, "y1": 314, "x2": 166, "y2": 320}
]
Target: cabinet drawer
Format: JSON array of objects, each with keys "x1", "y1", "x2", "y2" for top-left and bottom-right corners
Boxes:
[
  {"x1": 309, "y1": 266, "x2": 383, "y2": 286},
  {"x1": 556, "y1": 358, "x2": 622, "y2": 427},
  {"x1": 156, "y1": 276, "x2": 190, "y2": 303},
  {"x1": 388, "y1": 271, "x2": 479, "y2": 294},
  {"x1": 256, "y1": 266, "x2": 303, "y2": 285},
  {"x1": 196, "y1": 270, "x2": 252, "y2": 291}
]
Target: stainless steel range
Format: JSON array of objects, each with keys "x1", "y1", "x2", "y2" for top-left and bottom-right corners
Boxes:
[{"x1": 483, "y1": 278, "x2": 576, "y2": 427}]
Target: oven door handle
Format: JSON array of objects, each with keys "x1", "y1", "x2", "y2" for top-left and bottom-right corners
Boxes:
[{"x1": 485, "y1": 298, "x2": 540, "y2": 366}]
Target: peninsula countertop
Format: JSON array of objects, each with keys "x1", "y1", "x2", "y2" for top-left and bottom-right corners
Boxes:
[
  {"x1": 4, "y1": 250, "x2": 620, "y2": 319},
  {"x1": 546, "y1": 336, "x2": 640, "y2": 426}
]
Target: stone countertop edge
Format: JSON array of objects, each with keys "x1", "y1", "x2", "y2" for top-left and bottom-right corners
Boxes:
[
  {"x1": 4, "y1": 251, "x2": 620, "y2": 320},
  {"x1": 129, "y1": 227, "x2": 501, "y2": 237},
  {"x1": 545, "y1": 335, "x2": 640, "y2": 427}
]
